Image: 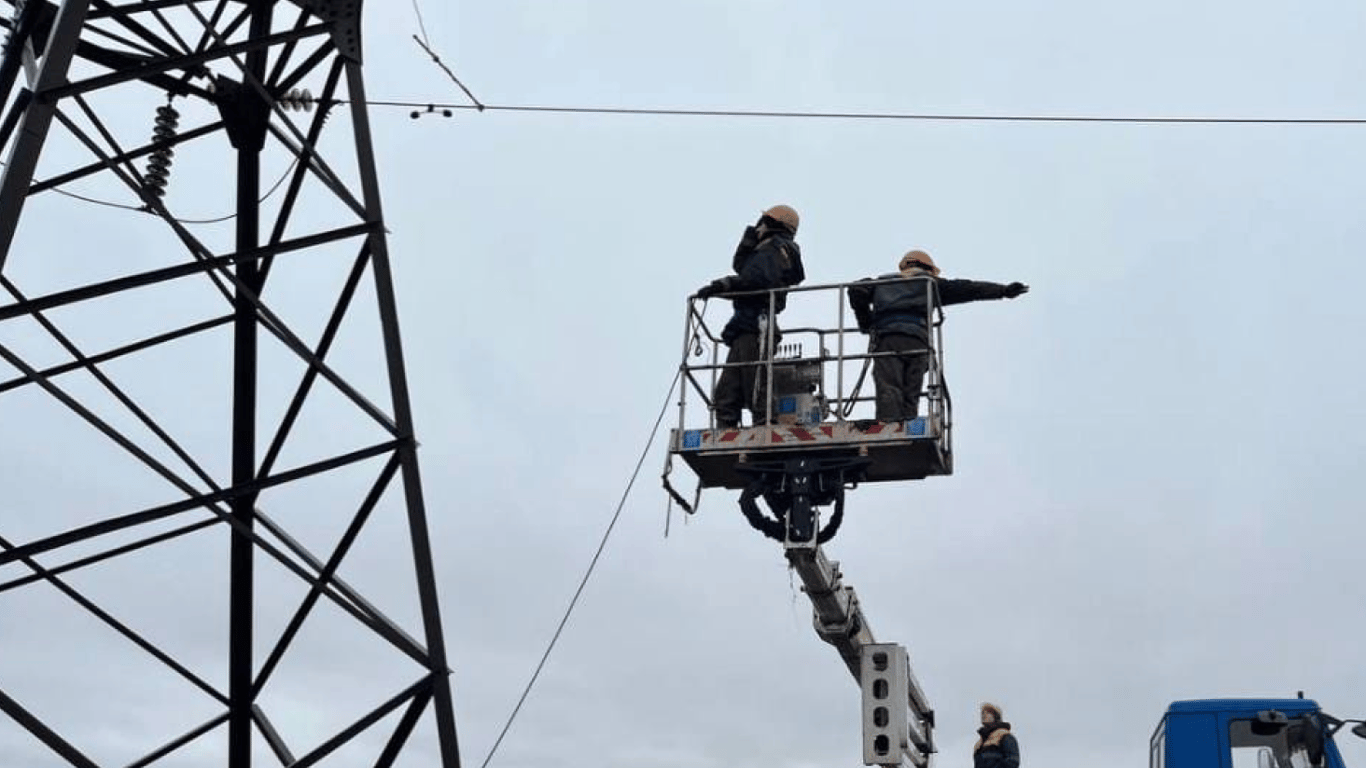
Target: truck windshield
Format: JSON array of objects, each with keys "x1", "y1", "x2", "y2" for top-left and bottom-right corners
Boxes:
[{"x1": 1230, "y1": 719, "x2": 1318, "y2": 768}]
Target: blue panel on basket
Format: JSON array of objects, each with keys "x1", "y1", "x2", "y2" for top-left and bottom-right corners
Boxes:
[
  {"x1": 907, "y1": 417, "x2": 927, "y2": 436},
  {"x1": 778, "y1": 396, "x2": 797, "y2": 414},
  {"x1": 683, "y1": 430, "x2": 703, "y2": 449}
]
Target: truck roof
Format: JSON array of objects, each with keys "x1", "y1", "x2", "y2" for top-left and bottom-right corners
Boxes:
[{"x1": 1166, "y1": 699, "x2": 1321, "y2": 715}]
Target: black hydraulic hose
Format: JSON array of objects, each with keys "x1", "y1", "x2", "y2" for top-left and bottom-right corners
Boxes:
[
  {"x1": 739, "y1": 481, "x2": 785, "y2": 541},
  {"x1": 815, "y1": 490, "x2": 845, "y2": 545},
  {"x1": 738, "y1": 479, "x2": 846, "y2": 544},
  {"x1": 841, "y1": 357, "x2": 872, "y2": 418}
]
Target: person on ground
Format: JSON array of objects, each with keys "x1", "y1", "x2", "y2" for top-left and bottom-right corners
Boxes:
[{"x1": 974, "y1": 702, "x2": 1020, "y2": 768}]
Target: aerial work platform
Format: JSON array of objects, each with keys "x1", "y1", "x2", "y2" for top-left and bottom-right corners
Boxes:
[
  {"x1": 665, "y1": 277, "x2": 954, "y2": 495},
  {"x1": 664, "y1": 277, "x2": 941, "y2": 766}
]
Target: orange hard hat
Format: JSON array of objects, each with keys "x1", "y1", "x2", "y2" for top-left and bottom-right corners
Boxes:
[
  {"x1": 899, "y1": 249, "x2": 939, "y2": 275},
  {"x1": 761, "y1": 204, "x2": 799, "y2": 233}
]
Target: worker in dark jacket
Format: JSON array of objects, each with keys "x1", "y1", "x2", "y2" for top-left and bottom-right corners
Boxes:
[
  {"x1": 695, "y1": 205, "x2": 806, "y2": 428},
  {"x1": 847, "y1": 250, "x2": 1027, "y2": 422},
  {"x1": 974, "y1": 702, "x2": 1020, "y2": 768}
]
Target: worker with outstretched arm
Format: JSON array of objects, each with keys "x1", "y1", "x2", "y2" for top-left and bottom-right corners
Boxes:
[{"x1": 847, "y1": 250, "x2": 1027, "y2": 423}]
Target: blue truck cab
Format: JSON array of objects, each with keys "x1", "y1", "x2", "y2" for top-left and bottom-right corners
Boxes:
[{"x1": 1153, "y1": 699, "x2": 1366, "y2": 768}]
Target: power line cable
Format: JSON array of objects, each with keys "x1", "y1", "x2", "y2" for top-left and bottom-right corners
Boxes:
[
  {"x1": 412, "y1": 36, "x2": 484, "y2": 110},
  {"x1": 410, "y1": 0, "x2": 432, "y2": 47},
  {"x1": 479, "y1": 369, "x2": 682, "y2": 768},
  {"x1": 398, "y1": 35, "x2": 1364, "y2": 125},
  {"x1": 342, "y1": 99, "x2": 1366, "y2": 125}
]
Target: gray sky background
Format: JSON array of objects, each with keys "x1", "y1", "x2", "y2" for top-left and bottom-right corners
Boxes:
[{"x1": 3, "y1": 2, "x2": 1366, "y2": 768}]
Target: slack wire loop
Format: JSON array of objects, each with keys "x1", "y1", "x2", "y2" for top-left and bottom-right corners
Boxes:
[
  {"x1": 479, "y1": 369, "x2": 682, "y2": 768},
  {"x1": 32, "y1": 158, "x2": 300, "y2": 224}
]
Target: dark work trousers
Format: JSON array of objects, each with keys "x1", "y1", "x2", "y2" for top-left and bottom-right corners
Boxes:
[
  {"x1": 712, "y1": 332, "x2": 772, "y2": 427},
  {"x1": 871, "y1": 332, "x2": 931, "y2": 422}
]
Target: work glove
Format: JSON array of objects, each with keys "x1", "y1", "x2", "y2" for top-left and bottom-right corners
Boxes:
[
  {"x1": 853, "y1": 313, "x2": 872, "y2": 334},
  {"x1": 1003, "y1": 282, "x2": 1029, "y2": 299},
  {"x1": 735, "y1": 224, "x2": 760, "y2": 254},
  {"x1": 696, "y1": 278, "x2": 729, "y2": 299},
  {"x1": 851, "y1": 303, "x2": 873, "y2": 333}
]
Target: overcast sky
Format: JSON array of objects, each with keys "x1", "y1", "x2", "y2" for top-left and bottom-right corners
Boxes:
[{"x1": 3, "y1": 2, "x2": 1366, "y2": 768}]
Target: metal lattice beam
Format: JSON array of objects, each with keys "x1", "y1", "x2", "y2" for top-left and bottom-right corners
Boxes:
[{"x1": 0, "y1": 1, "x2": 462, "y2": 765}]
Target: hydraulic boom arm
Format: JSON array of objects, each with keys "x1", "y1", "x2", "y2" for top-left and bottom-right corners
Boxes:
[{"x1": 787, "y1": 545, "x2": 935, "y2": 767}]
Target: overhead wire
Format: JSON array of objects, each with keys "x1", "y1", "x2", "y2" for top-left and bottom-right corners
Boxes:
[
  {"x1": 401, "y1": 0, "x2": 485, "y2": 110},
  {"x1": 16, "y1": 20, "x2": 1366, "y2": 223},
  {"x1": 395, "y1": 36, "x2": 1366, "y2": 125},
  {"x1": 412, "y1": 36, "x2": 484, "y2": 110},
  {"x1": 479, "y1": 369, "x2": 682, "y2": 768},
  {"x1": 410, "y1": 0, "x2": 432, "y2": 48},
  {"x1": 341, "y1": 99, "x2": 1366, "y2": 125}
]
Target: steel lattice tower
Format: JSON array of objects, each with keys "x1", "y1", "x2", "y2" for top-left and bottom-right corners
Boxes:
[{"x1": 0, "y1": 1, "x2": 461, "y2": 766}]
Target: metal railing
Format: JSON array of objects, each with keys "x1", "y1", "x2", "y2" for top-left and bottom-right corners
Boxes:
[{"x1": 675, "y1": 277, "x2": 952, "y2": 436}]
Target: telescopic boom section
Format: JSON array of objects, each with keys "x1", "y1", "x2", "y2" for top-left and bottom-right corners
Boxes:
[
  {"x1": 787, "y1": 544, "x2": 935, "y2": 767},
  {"x1": 787, "y1": 547, "x2": 875, "y2": 679}
]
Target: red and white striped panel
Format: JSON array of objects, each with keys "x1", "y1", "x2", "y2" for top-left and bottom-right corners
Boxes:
[{"x1": 692, "y1": 419, "x2": 936, "y2": 450}]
